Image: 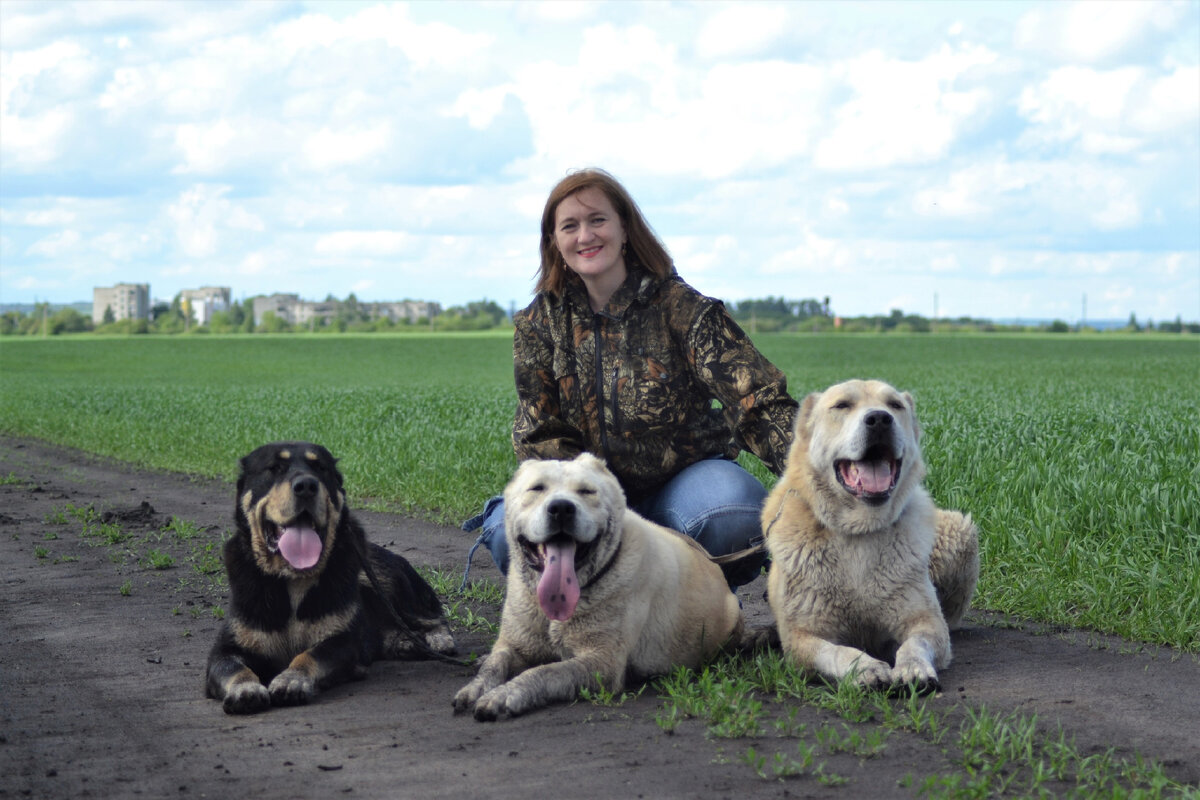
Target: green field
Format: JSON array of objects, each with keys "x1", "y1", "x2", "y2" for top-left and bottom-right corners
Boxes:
[{"x1": 2, "y1": 333, "x2": 1197, "y2": 651}]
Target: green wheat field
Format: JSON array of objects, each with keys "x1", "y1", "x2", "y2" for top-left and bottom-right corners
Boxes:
[{"x1": 1, "y1": 333, "x2": 1196, "y2": 651}]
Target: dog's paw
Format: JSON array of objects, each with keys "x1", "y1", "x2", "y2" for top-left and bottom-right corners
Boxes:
[
  {"x1": 472, "y1": 684, "x2": 526, "y2": 721},
  {"x1": 268, "y1": 669, "x2": 315, "y2": 707},
  {"x1": 426, "y1": 627, "x2": 457, "y2": 655},
  {"x1": 891, "y1": 658, "x2": 940, "y2": 693},
  {"x1": 453, "y1": 680, "x2": 483, "y2": 714},
  {"x1": 222, "y1": 681, "x2": 271, "y2": 715},
  {"x1": 846, "y1": 655, "x2": 893, "y2": 689}
]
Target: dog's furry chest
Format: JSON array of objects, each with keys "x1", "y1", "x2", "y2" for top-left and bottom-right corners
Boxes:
[
  {"x1": 774, "y1": 513, "x2": 931, "y2": 617},
  {"x1": 230, "y1": 577, "x2": 363, "y2": 665}
]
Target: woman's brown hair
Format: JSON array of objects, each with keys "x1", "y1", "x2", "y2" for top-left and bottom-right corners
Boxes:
[{"x1": 536, "y1": 168, "x2": 673, "y2": 297}]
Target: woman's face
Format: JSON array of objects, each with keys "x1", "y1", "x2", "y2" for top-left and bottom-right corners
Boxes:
[{"x1": 553, "y1": 188, "x2": 627, "y2": 287}]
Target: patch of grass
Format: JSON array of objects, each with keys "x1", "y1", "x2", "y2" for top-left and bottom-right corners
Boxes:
[
  {"x1": 34, "y1": 545, "x2": 49, "y2": 559},
  {"x1": 161, "y1": 516, "x2": 203, "y2": 541},
  {"x1": 419, "y1": 567, "x2": 502, "y2": 636},
  {"x1": 0, "y1": 471, "x2": 24, "y2": 486},
  {"x1": 655, "y1": 651, "x2": 1194, "y2": 797},
  {"x1": 143, "y1": 549, "x2": 175, "y2": 570},
  {"x1": 119, "y1": 580, "x2": 132, "y2": 596},
  {"x1": 579, "y1": 677, "x2": 644, "y2": 708}
]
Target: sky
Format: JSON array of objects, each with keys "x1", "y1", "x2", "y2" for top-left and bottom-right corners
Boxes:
[{"x1": 1, "y1": 0, "x2": 1198, "y2": 323}]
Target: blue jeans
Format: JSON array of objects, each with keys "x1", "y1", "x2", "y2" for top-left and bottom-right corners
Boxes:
[{"x1": 461, "y1": 457, "x2": 768, "y2": 589}]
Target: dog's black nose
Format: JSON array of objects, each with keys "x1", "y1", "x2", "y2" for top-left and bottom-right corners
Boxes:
[
  {"x1": 864, "y1": 410, "x2": 893, "y2": 428},
  {"x1": 292, "y1": 474, "x2": 320, "y2": 498},
  {"x1": 547, "y1": 499, "x2": 575, "y2": 525}
]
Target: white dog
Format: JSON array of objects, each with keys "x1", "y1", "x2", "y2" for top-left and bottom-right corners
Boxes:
[
  {"x1": 764, "y1": 379, "x2": 979, "y2": 691},
  {"x1": 454, "y1": 453, "x2": 742, "y2": 720}
]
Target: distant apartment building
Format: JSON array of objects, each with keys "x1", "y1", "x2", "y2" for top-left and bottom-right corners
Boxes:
[
  {"x1": 179, "y1": 286, "x2": 231, "y2": 325},
  {"x1": 92, "y1": 283, "x2": 150, "y2": 324},
  {"x1": 252, "y1": 294, "x2": 441, "y2": 327}
]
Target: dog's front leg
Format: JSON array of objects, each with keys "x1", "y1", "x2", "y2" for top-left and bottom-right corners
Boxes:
[
  {"x1": 890, "y1": 615, "x2": 950, "y2": 691},
  {"x1": 269, "y1": 631, "x2": 366, "y2": 707},
  {"x1": 453, "y1": 643, "x2": 528, "y2": 714},
  {"x1": 784, "y1": 630, "x2": 892, "y2": 688},
  {"x1": 472, "y1": 649, "x2": 622, "y2": 721},
  {"x1": 208, "y1": 653, "x2": 271, "y2": 714}
]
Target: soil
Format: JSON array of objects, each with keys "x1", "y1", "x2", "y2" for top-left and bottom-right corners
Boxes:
[{"x1": 1, "y1": 434, "x2": 1197, "y2": 800}]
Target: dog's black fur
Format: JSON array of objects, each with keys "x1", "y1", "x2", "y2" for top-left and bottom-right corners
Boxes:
[{"x1": 205, "y1": 442, "x2": 456, "y2": 714}]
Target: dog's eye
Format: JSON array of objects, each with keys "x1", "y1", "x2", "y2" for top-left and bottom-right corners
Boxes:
[
  {"x1": 528, "y1": 483, "x2": 545, "y2": 493},
  {"x1": 887, "y1": 399, "x2": 905, "y2": 411},
  {"x1": 577, "y1": 487, "x2": 596, "y2": 496},
  {"x1": 832, "y1": 401, "x2": 851, "y2": 410}
]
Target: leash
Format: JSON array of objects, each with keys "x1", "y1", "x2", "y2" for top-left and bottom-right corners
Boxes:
[{"x1": 708, "y1": 488, "x2": 799, "y2": 567}]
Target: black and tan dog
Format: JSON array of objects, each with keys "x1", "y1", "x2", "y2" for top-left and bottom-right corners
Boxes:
[{"x1": 206, "y1": 442, "x2": 456, "y2": 714}]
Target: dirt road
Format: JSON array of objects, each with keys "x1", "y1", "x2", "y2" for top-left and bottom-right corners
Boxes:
[{"x1": 1, "y1": 435, "x2": 1196, "y2": 799}]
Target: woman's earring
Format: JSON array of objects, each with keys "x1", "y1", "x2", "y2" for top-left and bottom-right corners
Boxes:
[{"x1": 621, "y1": 242, "x2": 627, "y2": 257}]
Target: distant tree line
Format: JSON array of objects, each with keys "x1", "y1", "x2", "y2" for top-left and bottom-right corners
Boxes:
[
  {"x1": 726, "y1": 296, "x2": 1200, "y2": 335},
  {"x1": 3, "y1": 295, "x2": 1197, "y2": 336}
]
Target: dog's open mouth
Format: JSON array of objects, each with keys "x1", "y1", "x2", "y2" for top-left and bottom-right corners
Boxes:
[
  {"x1": 518, "y1": 533, "x2": 592, "y2": 622},
  {"x1": 835, "y1": 448, "x2": 901, "y2": 506},
  {"x1": 263, "y1": 512, "x2": 323, "y2": 570}
]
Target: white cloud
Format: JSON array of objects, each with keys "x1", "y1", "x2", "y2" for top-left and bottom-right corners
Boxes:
[
  {"x1": 814, "y1": 44, "x2": 997, "y2": 170},
  {"x1": 1015, "y1": 1, "x2": 1185, "y2": 64},
  {"x1": 0, "y1": 40, "x2": 87, "y2": 167},
  {"x1": 303, "y1": 125, "x2": 391, "y2": 170},
  {"x1": 696, "y1": 4, "x2": 789, "y2": 60},
  {"x1": 1017, "y1": 64, "x2": 1198, "y2": 156},
  {"x1": 26, "y1": 229, "x2": 81, "y2": 258},
  {"x1": 166, "y1": 185, "x2": 263, "y2": 259},
  {"x1": 172, "y1": 120, "x2": 238, "y2": 173},
  {"x1": 313, "y1": 231, "x2": 412, "y2": 256},
  {"x1": 451, "y1": 85, "x2": 516, "y2": 130}
]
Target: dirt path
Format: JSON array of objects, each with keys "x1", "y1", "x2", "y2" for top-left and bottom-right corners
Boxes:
[{"x1": 1, "y1": 435, "x2": 1197, "y2": 799}]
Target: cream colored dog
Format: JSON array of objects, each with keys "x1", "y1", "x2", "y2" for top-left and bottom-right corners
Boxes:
[
  {"x1": 454, "y1": 453, "x2": 742, "y2": 720},
  {"x1": 764, "y1": 379, "x2": 979, "y2": 691}
]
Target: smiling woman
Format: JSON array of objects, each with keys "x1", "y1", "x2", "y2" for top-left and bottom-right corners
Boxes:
[{"x1": 463, "y1": 168, "x2": 799, "y2": 590}]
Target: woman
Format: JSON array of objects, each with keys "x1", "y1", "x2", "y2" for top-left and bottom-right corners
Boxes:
[{"x1": 463, "y1": 168, "x2": 799, "y2": 588}]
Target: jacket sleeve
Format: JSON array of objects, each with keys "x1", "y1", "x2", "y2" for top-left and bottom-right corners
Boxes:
[
  {"x1": 687, "y1": 303, "x2": 798, "y2": 475},
  {"x1": 511, "y1": 309, "x2": 586, "y2": 462}
]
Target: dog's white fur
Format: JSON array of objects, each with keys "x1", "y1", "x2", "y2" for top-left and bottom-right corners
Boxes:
[
  {"x1": 764, "y1": 379, "x2": 978, "y2": 690},
  {"x1": 454, "y1": 453, "x2": 742, "y2": 720}
]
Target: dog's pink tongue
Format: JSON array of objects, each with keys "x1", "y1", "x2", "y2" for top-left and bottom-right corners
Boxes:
[
  {"x1": 278, "y1": 526, "x2": 322, "y2": 569},
  {"x1": 855, "y1": 460, "x2": 894, "y2": 494},
  {"x1": 536, "y1": 540, "x2": 580, "y2": 621}
]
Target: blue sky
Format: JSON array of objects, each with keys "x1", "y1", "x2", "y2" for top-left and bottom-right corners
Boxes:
[{"x1": 2, "y1": 0, "x2": 1197, "y2": 322}]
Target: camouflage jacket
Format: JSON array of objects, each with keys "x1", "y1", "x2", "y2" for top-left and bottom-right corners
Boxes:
[{"x1": 512, "y1": 265, "x2": 799, "y2": 502}]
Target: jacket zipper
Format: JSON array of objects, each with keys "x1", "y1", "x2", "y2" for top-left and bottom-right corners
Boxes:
[{"x1": 592, "y1": 312, "x2": 612, "y2": 462}]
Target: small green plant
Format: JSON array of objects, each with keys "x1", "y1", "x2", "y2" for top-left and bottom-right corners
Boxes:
[
  {"x1": 579, "y1": 676, "x2": 643, "y2": 707},
  {"x1": 41, "y1": 530, "x2": 58, "y2": 540},
  {"x1": 161, "y1": 516, "x2": 203, "y2": 541},
  {"x1": 143, "y1": 549, "x2": 175, "y2": 570},
  {"x1": 34, "y1": 545, "x2": 49, "y2": 559},
  {"x1": 189, "y1": 542, "x2": 224, "y2": 576},
  {"x1": 742, "y1": 741, "x2": 824, "y2": 781},
  {"x1": 119, "y1": 580, "x2": 132, "y2": 596},
  {"x1": 0, "y1": 471, "x2": 24, "y2": 486}
]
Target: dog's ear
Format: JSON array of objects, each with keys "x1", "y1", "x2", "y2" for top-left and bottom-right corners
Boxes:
[
  {"x1": 796, "y1": 391, "x2": 821, "y2": 437},
  {"x1": 903, "y1": 391, "x2": 921, "y2": 441}
]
